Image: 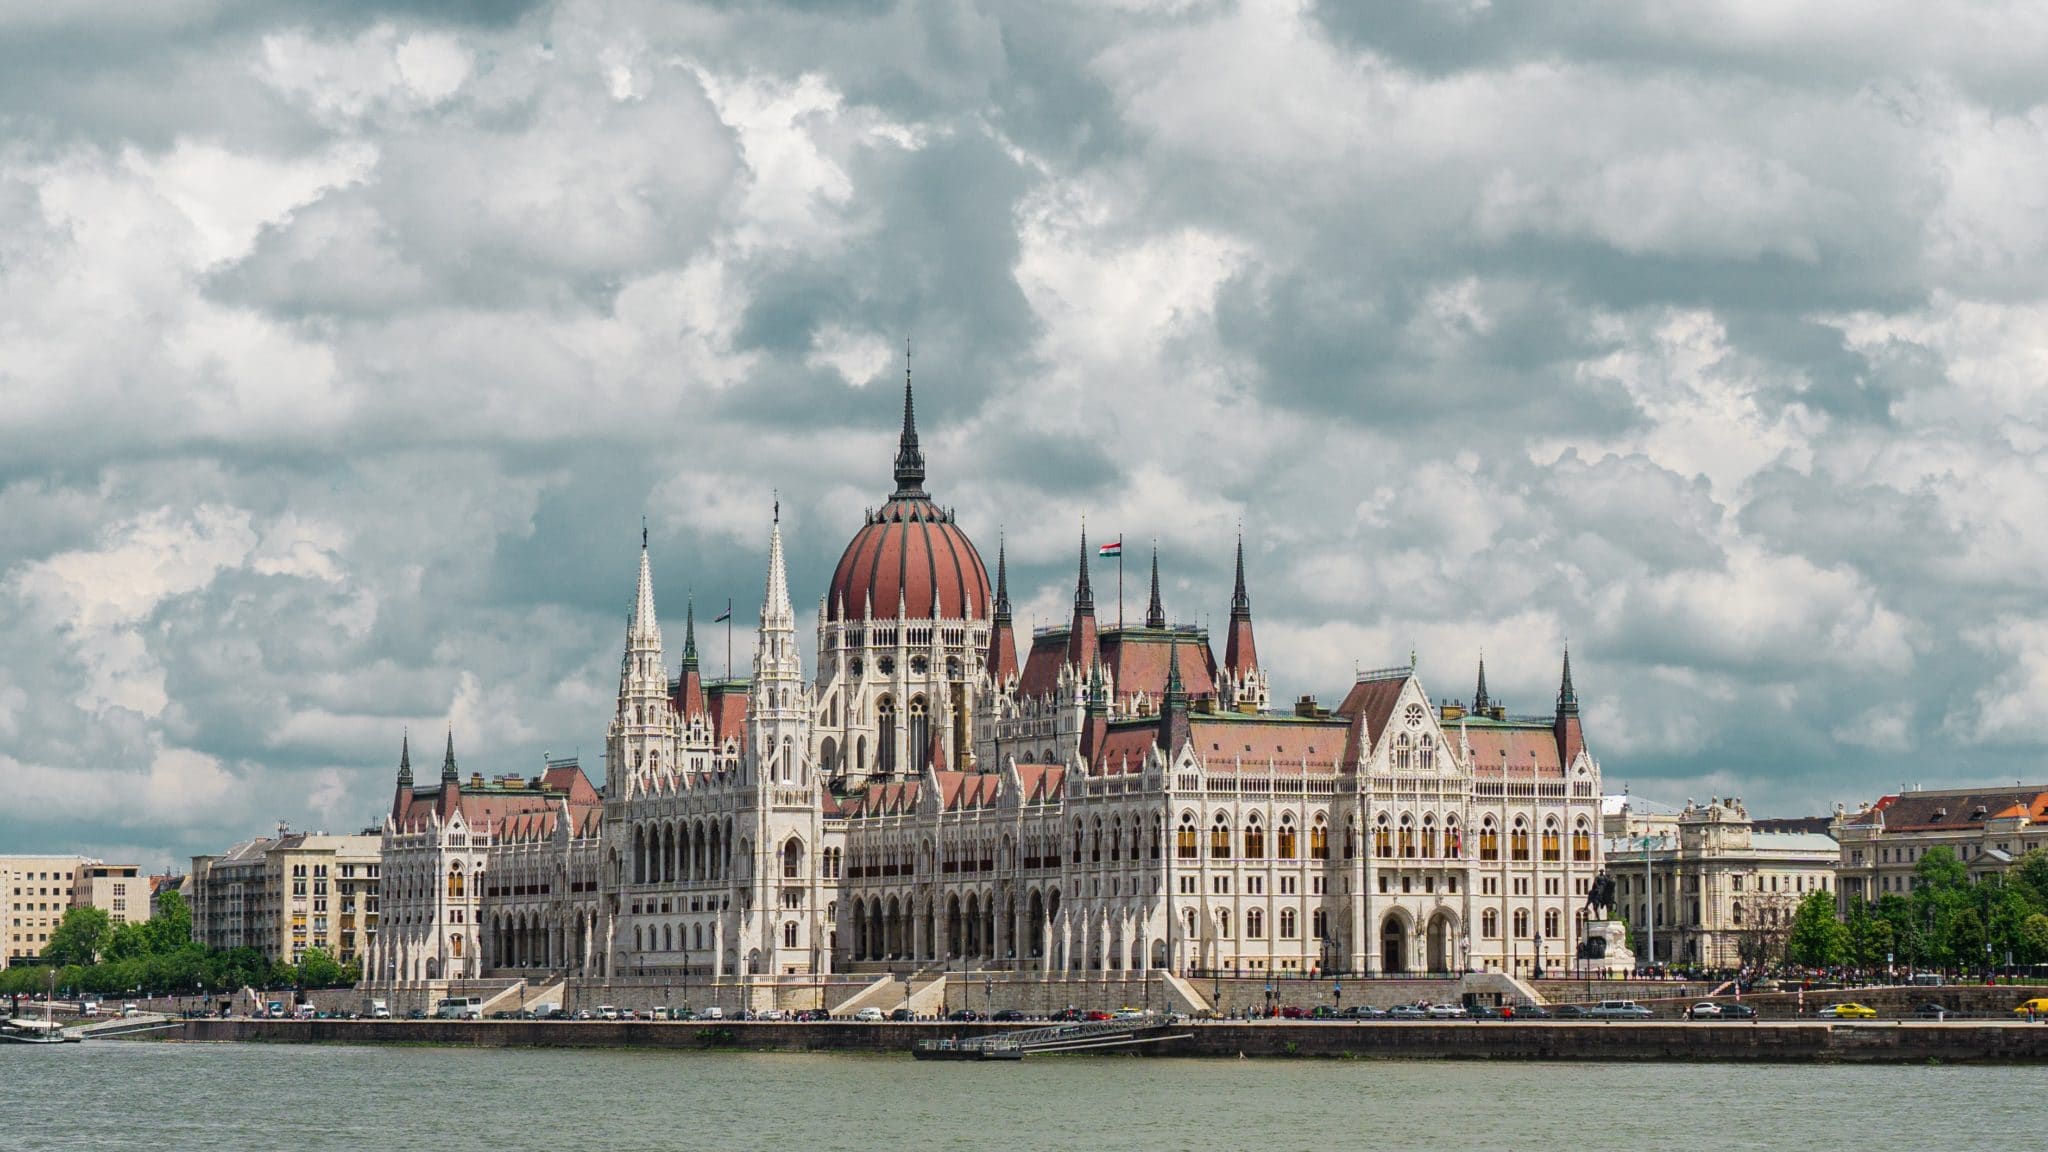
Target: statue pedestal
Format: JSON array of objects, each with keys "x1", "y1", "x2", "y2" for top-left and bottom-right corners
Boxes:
[{"x1": 1576, "y1": 919, "x2": 1635, "y2": 975}]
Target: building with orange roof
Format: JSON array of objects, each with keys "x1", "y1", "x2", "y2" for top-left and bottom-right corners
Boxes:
[{"x1": 1833, "y1": 783, "x2": 2048, "y2": 907}]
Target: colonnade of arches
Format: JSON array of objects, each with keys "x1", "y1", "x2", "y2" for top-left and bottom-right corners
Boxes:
[
  {"x1": 627, "y1": 816, "x2": 737, "y2": 886},
  {"x1": 486, "y1": 909, "x2": 597, "y2": 973}
]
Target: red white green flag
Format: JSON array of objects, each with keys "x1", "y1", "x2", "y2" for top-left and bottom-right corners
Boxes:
[{"x1": 1098, "y1": 538, "x2": 1122, "y2": 558}]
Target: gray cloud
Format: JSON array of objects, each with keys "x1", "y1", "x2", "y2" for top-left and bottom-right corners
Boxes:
[{"x1": 8, "y1": 0, "x2": 2048, "y2": 867}]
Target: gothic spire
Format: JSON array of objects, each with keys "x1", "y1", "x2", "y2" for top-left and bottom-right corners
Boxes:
[
  {"x1": 1557, "y1": 645, "x2": 1579, "y2": 716},
  {"x1": 994, "y1": 535, "x2": 1012, "y2": 621},
  {"x1": 1230, "y1": 531, "x2": 1251, "y2": 619},
  {"x1": 1164, "y1": 637, "x2": 1186, "y2": 707},
  {"x1": 629, "y1": 531, "x2": 661, "y2": 648},
  {"x1": 396, "y1": 730, "x2": 412, "y2": 788},
  {"x1": 441, "y1": 728, "x2": 458, "y2": 784},
  {"x1": 682, "y1": 596, "x2": 699, "y2": 667},
  {"x1": 892, "y1": 341, "x2": 925, "y2": 497},
  {"x1": 762, "y1": 508, "x2": 794, "y2": 630},
  {"x1": 1075, "y1": 522, "x2": 1094, "y2": 612},
  {"x1": 1473, "y1": 654, "x2": 1491, "y2": 712},
  {"x1": 1146, "y1": 541, "x2": 1166, "y2": 629}
]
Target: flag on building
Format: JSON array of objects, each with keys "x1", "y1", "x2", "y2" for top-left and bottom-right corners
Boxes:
[
  {"x1": 1098, "y1": 538, "x2": 1122, "y2": 559},
  {"x1": 713, "y1": 606, "x2": 732, "y2": 622}
]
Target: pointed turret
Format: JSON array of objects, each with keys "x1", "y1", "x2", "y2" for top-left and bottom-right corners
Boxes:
[
  {"x1": 390, "y1": 731, "x2": 414, "y2": 821},
  {"x1": 751, "y1": 503, "x2": 808, "y2": 787},
  {"x1": 1146, "y1": 542, "x2": 1166, "y2": 629},
  {"x1": 892, "y1": 349, "x2": 925, "y2": 497},
  {"x1": 1224, "y1": 532, "x2": 1259, "y2": 677},
  {"x1": 630, "y1": 536, "x2": 661, "y2": 648},
  {"x1": 1158, "y1": 638, "x2": 1191, "y2": 756},
  {"x1": 1066, "y1": 524, "x2": 1100, "y2": 672},
  {"x1": 761, "y1": 504, "x2": 794, "y2": 631},
  {"x1": 1472, "y1": 654, "x2": 1491, "y2": 713},
  {"x1": 1554, "y1": 646, "x2": 1585, "y2": 765},
  {"x1": 675, "y1": 596, "x2": 708, "y2": 721},
  {"x1": 441, "y1": 728, "x2": 458, "y2": 784},
  {"x1": 1080, "y1": 658, "x2": 1110, "y2": 766},
  {"x1": 984, "y1": 535, "x2": 1019, "y2": 684}
]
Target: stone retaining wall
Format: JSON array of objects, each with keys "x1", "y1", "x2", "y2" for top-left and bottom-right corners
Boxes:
[{"x1": 174, "y1": 1017, "x2": 2048, "y2": 1062}]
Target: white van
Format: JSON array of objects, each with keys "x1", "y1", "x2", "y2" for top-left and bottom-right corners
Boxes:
[
  {"x1": 596, "y1": 1005, "x2": 620, "y2": 1021},
  {"x1": 854, "y1": 1006, "x2": 884, "y2": 1022},
  {"x1": 367, "y1": 999, "x2": 391, "y2": 1019},
  {"x1": 701, "y1": 1006, "x2": 724, "y2": 1021},
  {"x1": 435, "y1": 996, "x2": 484, "y2": 1020}
]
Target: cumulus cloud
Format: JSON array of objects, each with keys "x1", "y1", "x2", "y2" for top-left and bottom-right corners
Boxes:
[{"x1": 7, "y1": 0, "x2": 2048, "y2": 866}]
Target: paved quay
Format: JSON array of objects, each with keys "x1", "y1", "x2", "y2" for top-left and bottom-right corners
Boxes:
[{"x1": 168, "y1": 1017, "x2": 2048, "y2": 1063}]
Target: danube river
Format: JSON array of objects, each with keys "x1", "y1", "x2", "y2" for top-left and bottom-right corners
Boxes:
[{"x1": 4, "y1": 1042, "x2": 2042, "y2": 1151}]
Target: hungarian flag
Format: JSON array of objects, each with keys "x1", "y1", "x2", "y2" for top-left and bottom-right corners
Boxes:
[
  {"x1": 713, "y1": 606, "x2": 732, "y2": 623},
  {"x1": 1098, "y1": 538, "x2": 1122, "y2": 559}
]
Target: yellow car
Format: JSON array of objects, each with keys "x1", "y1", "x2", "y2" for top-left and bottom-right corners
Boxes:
[
  {"x1": 2012, "y1": 998, "x2": 2048, "y2": 1017},
  {"x1": 1818, "y1": 1002, "x2": 1877, "y2": 1019}
]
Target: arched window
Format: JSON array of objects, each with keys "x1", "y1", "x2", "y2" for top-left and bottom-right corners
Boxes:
[
  {"x1": 1479, "y1": 818, "x2": 1498, "y2": 861},
  {"x1": 1398, "y1": 814, "x2": 1416, "y2": 858},
  {"x1": 1210, "y1": 815, "x2": 1232, "y2": 860},
  {"x1": 1216, "y1": 909, "x2": 1231, "y2": 939},
  {"x1": 1422, "y1": 815, "x2": 1439, "y2": 859},
  {"x1": 1541, "y1": 818, "x2": 1561, "y2": 863},
  {"x1": 784, "y1": 921, "x2": 799, "y2": 948},
  {"x1": 1247, "y1": 909, "x2": 1265, "y2": 939},
  {"x1": 1277, "y1": 817, "x2": 1298, "y2": 860},
  {"x1": 1482, "y1": 909, "x2": 1499, "y2": 939},
  {"x1": 877, "y1": 697, "x2": 898, "y2": 776},
  {"x1": 1373, "y1": 815, "x2": 1392, "y2": 859},
  {"x1": 1309, "y1": 815, "x2": 1329, "y2": 860},
  {"x1": 1394, "y1": 733, "x2": 1411, "y2": 771},
  {"x1": 1543, "y1": 909, "x2": 1560, "y2": 937},
  {"x1": 1243, "y1": 815, "x2": 1265, "y2": 859},
  {"x1": 1279, "y1": 908, "x2": 1298, "y2": 939},
  {"x1": 1445, "y1": 818, "x2": 1463, "y2": 859},
  {"x1": 1092, "y1": 818, "x2": 1103, "y2": 863},
  {"x1": 783, "y1": 837, "x2": 804, "y2": 879},
  {"x1": 1177, "y1": 813, "x2": 1198, "y2": 859},
  {"x1": 447, "y1": 866, "x2": 464, "y2": 898},
  {"x1": 908, "y1": 696, "x2": 931, "y2": 773},
  {"x1": 1513, "y1": 908, "x2": 1530, "y2": 937},
  {"x1": 1572, "y1": 818, "x2": 1593, "y2": 862},
  {"x1": 1510, "y1": 819, "x2": 1530, "y2": 862},
  {"x1": 1418, "y1": 737, "x2": 1434, "y2": 772}
]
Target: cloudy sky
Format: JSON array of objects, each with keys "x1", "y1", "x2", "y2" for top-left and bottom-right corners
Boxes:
[{"x1": 7, "y1": 0, "x2": 2048, "y2": 869}]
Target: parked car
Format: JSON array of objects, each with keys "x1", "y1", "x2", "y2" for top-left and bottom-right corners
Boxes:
[
  {"x1": 1387, "y1": 1004, "x2": 1427, "y2": 1020},
  {"x1": 853, "y1": 1007, "x2": 885, "y2": 1022},
  {"x1": 1914, "y1": 1003, "x2": 1952, "y2": 1020},
  {"x1": 1425, "y1": 1003, "x2": 1468, "y2": 1019},
  {"x1": 1051, "y1": 1008, "x2": 1085, "y2": 1022},
  {"x1": 700, "y1": 1007, "x2": 724, "y2": 1021},
  {"x1": 1113, "y1": 1008, "x2": 1149, "y2": 1021},
  {"x1": 596, "y1": 1005, "x2": 621, "y2": 1021},
  {"x1": 1083, "y1": 1010, "x2": 1113, "y2": 1022},
  {"x1": 992, "y1": 1009, "x2": 1028, "y2": 1022},
  {"x1": 889, "y1": 1008, "x2": 915, "y2": 1022},
  {"x1": 1586, "y1": 1000, "x2": 1653, "y2": 1019},
  {"x1": 2012, "y1": 997, "x2": 2048, "y2": 1018},
  {"x1": 1718, "y1": 1003, "x2": 1756, "y2": 1020},
  {"x1": 1278, "y1": 1005, "x2": 1311, "y2": 1020},
  {"x1": 793, "y1": 1009, "x2": 829, "y2": 1022},
  {"x1": 1341, "y1": 1005, "x2": 1387, "y2": 1020},
  {"x1": 1509, "y1": 1003, "x2": 1551, "y2": 1019},
  {"x1": 946, "y1": 1009, "x2": 985, "y2": 1022},
  {"x1": 1551, "y1": 1004, "x2": 1588, "y2": 1019},
  {"x1": 1818, "y1": 1002, "x2": 1877, "y2": 1019},
  {"x1": 1467, "y1": 1005, "x2": 1504, "y2": 1020},
  {"x1": 1688, "y1": 1002, "x2": 1725, "y2": 1019},
  {"x1": 757, "y1": 1009, "x2": 788, "y2": 1021}
]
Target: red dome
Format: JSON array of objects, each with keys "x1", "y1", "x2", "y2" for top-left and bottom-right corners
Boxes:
[{"x1": 827, "y1": 495, "x2": 991, "y2": 621}]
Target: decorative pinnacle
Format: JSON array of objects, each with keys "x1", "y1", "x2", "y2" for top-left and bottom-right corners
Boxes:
[
  {"x1": 1146, "y1": 540, "x2": 1166, "y2": 629},
  {"x1": 441, "y1": 728, "x2": 458, "y2": 783},
  {"x1": 1164, "y1": 636, "x2": 1186, "y2": 707},
  {"x1": 682, "y1": 596, "x2": 699, "y2": 666},
  {"x1": 1076, "y1": 521, "x2": 1094, "y2": 612},
  {"x1": 892, "y1": 339, "x2": 925, "y2": 496},
  {"x1": 1473, "y1": 653, "x2": 1491, "y2": 712},
  {"x1": 1231, "y1": 531, "x2": 1251, "y2": 618},
  {"x1": 1558, "y1": 645, "x2": 1580, "y2": 716},
  {"x1": 397, "y1": 730, "x2": 412, "y2": 787},
  {"x1": 993, "y1": 533, "x2": 1011, "y2": 622}
]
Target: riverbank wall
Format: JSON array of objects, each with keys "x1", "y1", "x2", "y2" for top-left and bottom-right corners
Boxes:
[{"x1": 168, "y1": 1017, "x2": 2048, "y2": 1063}]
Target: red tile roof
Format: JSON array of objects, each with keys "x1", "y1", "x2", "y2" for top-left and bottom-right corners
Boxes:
[{"x1": 1336, "y1": 673, "x2": 1409, "y2": 766}]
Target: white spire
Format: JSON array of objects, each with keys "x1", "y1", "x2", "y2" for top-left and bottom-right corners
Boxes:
[
  {"x1": 761, "y1": 509, "x2": 793, "y2": 632},
  {"x1": 630, "y1": 538, "x2": 662, "y2": 649}
]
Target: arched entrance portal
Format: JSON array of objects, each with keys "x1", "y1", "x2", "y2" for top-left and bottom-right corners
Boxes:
[
  {"x1": 1380, "y1": 915, "x2": 1407, "y2": 975},
  {"x1": 1427, "y1": 913, "x2": 1452, "y2": 973}
]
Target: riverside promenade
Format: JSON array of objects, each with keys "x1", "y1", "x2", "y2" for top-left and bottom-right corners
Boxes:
[{"x1": 171, "y1": 1017, "x2": 2048, "y2": 1063}]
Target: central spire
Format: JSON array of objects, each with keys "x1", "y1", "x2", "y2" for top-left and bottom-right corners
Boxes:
[
  {"x1": 762, "y1": 506, "x2": 794, "y2": 630},
  {"x1": 892, "y1": 341, "x2": 925, "y2": 497},
  {"x1": 1473, "y1": 654, "x2": 1491, "y2": 712},
  {"x1": 629, "y1": 532, "x2": 661, "y2": 648},
  {"x1": 396, "y1": 731, "x2": 412, "y2": 788},
  {"x1": 1075, "y1": 522, "x2": 1094, "y2": 612},
  {"x1": 994, "y1": 535, "x2": 1012, "y2": 622},
  {"x1": 682, "y1": 596, "x2": 699, "y2": 667},
  {"x1": 1146, "y1": 541, "x2": 1166, "y2": 629},
  {"x1": 440, "y1": 728, "x2": 458, "y2": 784},
  {"x1": 1230, "y1": 532, "x2": 1251, "y2": 619}
]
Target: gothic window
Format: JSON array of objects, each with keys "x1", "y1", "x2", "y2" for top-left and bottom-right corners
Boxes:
[
  {"x1": 1374, "y1": 815, "x2": 1392, "y2": 859},
  {"x1": 1395, "y1": 733, "x2": 1410, "y2": 772},
  {"x1": 1312, "y1": 909, "x2": 1327, "y2": 941},
  {"x1": 1541, "y1": 817, "x2": 1561, "y2": 862},
  {"x1": 1310, "y1": 814, "x2": 1329, "y2": 860},
  {"x1": 1422, "y1": 816, "x2": 1439, "y2": 859},
  {"x1": 1244, "y1": 814, "x2": 1265, "y2": 859},
  {"x1": 1177, "y1": 813, "x2": 1198, "y2": 859},
  {"x1": 1210, "y1": 815, "x2": 1232, "y2": 860},
  {"x1": 1479, "y1": 819, "x2": 1498, "y2": 861},
  {"x1": 1572, "y1": 818, "x2": 1593, "y2": 862},
  {"x1": 447, "y1": 866, "x2": 464, "y2": 899},
  {"x1": 1510, "y1": 819, "x2": 1530, "y2": 862},
  {"x1": 1544, "y1": 909, "x2": 1560, "y2": 937},
  {"x1": 1418, "y1": 738, "x2": 1434, "y2": 772},
  {"x1": 911, "y1": 656, "x2": 928, "y2": 676},
  {"x1": 877, "y1": 698, "x2": 898, "y2": 776},
  {"x1": 1399, "y1": 814, "x2": 1416, "y2": 858},
  {"x1": 1277, "y1": 817, "x2": 1297, "y2": 860},
  {"x1": 1482, "y1": 909, "x2": 1499, "y2": 939},
  {"x1": 1247, "y1": 909, "x2": 1265, "y2": 939},
  {"x1": 1513, "y1": 909, "x2": 1530, "y2": 937},
  {"x1": 784, "y1": 922, "x2": 799, "y2": 948},
  {"x1": 1280, "y1": 908, "x2": 1298, "y2": 939},
  {"x1": 1217, "y1": 909, "x2": 1231, "y2": 939},
  {"x1": 908, "y1": 697, "x2": 931, "y2": 773}
]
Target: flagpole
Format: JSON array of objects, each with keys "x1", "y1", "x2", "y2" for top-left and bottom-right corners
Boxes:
[
  {"x1": 726, "y1": 597, "x2": 734, "y2": 681},
  {"x1": 1117, "y1": 541, "x2": 1124, "y2": 630}
]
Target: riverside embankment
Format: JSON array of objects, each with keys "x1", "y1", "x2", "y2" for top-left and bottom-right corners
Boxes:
[{"x1": 169, "y1": 1017, "x2": 2048, "y2": 1063}]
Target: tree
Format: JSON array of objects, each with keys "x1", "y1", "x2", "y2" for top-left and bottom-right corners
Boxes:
[
  {"x1": 1786, "y1": 890, "x2": 1849, "y2": 968},
  {"x1": 1847, "y1": 902, "x2": 1894, "y2": 969},
  {"x1": 2020, "y1": 913, "x2": 2048, "y2": 965},
  {"x1": 1735, "y1": 892, "x2": 1796, "y2": 968},
  {"x1": 1915, "y1": 846, "x2": 1969, "y2": 893},
  {"x1": 44, "y1": 907, "x2": 114, "y2": 967},
  {"x1": 147, "y1": 891, "x2": 193, "y2": 954},
  {"x1": 2011, "y1": 849, "x2": 2048, "y2": 911},
  {"x1": 294, "y1": 948, "x2": 346, "y2": 989}
]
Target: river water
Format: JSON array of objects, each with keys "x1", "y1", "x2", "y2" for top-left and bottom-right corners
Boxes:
[{"x1": 2, "y1": 1041, "x2": 2041, "y2": 1151}]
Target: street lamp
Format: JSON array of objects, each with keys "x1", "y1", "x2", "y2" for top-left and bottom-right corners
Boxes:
[{"x1": 1533, "y1": 933, "x2": 1544, "y2": 980}]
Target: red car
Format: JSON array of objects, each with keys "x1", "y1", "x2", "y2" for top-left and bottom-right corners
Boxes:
[{"x1": 1083, "y1": 1010, "x2": 1113, "y2": 1022}]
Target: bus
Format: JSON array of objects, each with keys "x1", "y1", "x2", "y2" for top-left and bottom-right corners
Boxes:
[{"x1": 435, "y1": 997, "x2": 484, "y2": 1020}]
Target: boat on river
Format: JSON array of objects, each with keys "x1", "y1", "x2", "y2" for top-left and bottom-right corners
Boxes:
[{"x1": 1, "y1": 1018, "x2": 81, "y2": 1045}]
